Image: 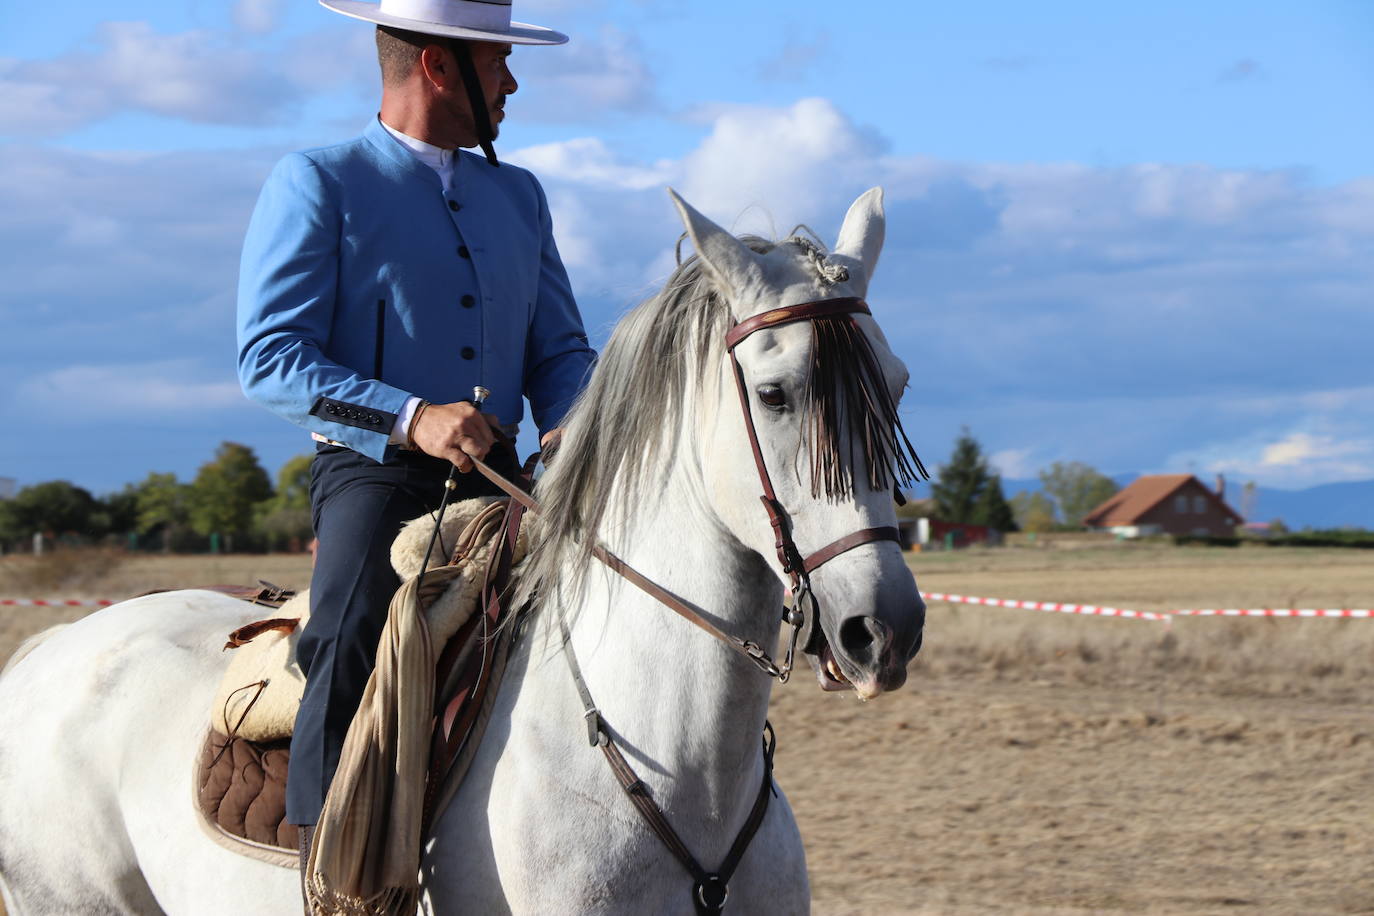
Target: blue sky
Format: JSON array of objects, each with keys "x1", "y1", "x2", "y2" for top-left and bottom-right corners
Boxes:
[{"x1": 2, "y1": 0, "x2": 1371, "y2": 499}]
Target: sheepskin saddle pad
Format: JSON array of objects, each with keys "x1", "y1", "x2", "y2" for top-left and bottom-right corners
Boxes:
[{"x1": 195, "y1": 496, "x2": 527, "y2": 863}]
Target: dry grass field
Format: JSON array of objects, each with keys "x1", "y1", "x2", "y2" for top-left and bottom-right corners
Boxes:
[{"x1": 2, "y1": 544, "x2": 1372, "y2": 914}]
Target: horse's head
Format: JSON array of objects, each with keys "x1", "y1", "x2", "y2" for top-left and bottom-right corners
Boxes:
[{"x1": 670, "y1": 188, "x2": 926, "y2": 699}]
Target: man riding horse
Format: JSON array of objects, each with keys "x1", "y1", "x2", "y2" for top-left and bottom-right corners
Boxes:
[{"x1": 235, "y1": 0, "x2": 594, "y2": 903}]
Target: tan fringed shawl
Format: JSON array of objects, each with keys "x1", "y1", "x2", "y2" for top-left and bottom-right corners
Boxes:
[{"x1": 305, "y1": 500, "x2": 518, "y2": 915}]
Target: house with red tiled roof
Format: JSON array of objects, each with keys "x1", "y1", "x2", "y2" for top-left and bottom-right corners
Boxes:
[{"x1": 1082, "y1": 474, "x2": 1243, "y2": 538}]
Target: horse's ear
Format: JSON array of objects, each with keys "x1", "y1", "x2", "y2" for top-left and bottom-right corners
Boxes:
[
  {"x1": 832, "y1": 187, "x2": 885, "y2": 298},
  {"x1": 667, "y1": 188, "x2": 764, "y2": 306}
]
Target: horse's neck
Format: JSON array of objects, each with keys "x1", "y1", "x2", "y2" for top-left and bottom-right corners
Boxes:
[{"x1": 548, "y1": 471, "x2": 781, "y2": 814}]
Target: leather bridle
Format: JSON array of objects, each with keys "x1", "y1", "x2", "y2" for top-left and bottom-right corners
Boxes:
[
  {"x1": 724, "y1": 295, "x2": 901, "y2": 671},
  {"x1": 471, "y1": 294, "x2": 903, "y2": 682},
  {"x1": 457, "y1": 294, "x2": 906, "y2": 913}
]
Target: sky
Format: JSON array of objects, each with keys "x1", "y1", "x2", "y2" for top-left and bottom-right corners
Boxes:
[{"x1": 2, "y1": 0, "x2": 1371, "y2": 500}]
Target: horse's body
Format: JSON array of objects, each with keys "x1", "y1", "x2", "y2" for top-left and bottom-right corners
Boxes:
[{"x1": 0, "y1": 189, "x2": 923, "y2": 915}]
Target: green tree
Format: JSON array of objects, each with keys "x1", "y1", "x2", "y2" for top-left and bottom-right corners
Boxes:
[
  {"x1": 253, "y1": 453, "x2": 315, "y2": 550},
  {"x1": 1010, "y1": 490, "x2": 1057, "y2": 533},
  {"x1": 930, "y1": 429, "x2": 1018, "y2": 531},
  {"x1": 187, "y1": 442, "x2": 274, "y2": 546},
  {"x1": 1039, "y1": 461, "x2": 1120, "y2": 527},
  {"x1": 273, "y1": 454, "x2": 313, "y2": 511},
  {"x1": 93, "y1": 485, "x2": 141, "y2": 541},
  {"x1": 973, "y1": 473, "x2": 1017, "y2": 531},
  {"x1": 0, "y1": 481, "x2": 100, "y2": 542},
  {"x1": 132, "y1": 472, "x2": 192, "y2": 551}
]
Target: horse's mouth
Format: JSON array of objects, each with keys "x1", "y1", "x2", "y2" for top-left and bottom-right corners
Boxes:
[
  {"x1": 808, "y1": 624, "x2": 872, "y2": 695},
  {"x1": 818, "y1": 642, "x2": 852, "y2": 691},
  {"x1": 808, "y1": 624, "x2": 890, "y2": 700}
]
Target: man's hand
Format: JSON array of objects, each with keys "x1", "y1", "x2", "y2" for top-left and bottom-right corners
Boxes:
[
  {"x1": 410, "y1": 400, "x2": 502, "y2": 471},
  {"x1": 540, "y1": 427, "x2": 563, "y2": 463}
]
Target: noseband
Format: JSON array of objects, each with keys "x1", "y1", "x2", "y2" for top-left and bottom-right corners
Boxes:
[{"x1": 725, "y1": 296, "x2": 901, "y2": 672}]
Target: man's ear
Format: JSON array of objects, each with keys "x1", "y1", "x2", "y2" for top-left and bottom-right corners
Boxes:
[
  {"x1": 667, "y1": 188, "x2": 764, "y2": 309},
  {"x1": 419, "y1": 42, "x2": 454, "y2": 88}
]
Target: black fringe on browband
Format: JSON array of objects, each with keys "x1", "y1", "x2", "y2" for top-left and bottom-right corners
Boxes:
[{"x1": 804, "y1": 316, "x2": 929, "y2": 500}]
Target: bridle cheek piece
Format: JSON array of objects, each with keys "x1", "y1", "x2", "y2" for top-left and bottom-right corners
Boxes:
[{"x1": 725, "y1": 296, "x2": 901, "y2": 674}]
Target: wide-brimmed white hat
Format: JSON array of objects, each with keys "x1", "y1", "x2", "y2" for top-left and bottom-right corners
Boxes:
[{"x1": 319, "y1": 0, "x2": 568, "y2": 46}]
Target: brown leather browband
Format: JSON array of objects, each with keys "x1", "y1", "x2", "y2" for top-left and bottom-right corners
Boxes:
[{"x1": 724, "y1": 297, "x2": 870, "y2": 351}]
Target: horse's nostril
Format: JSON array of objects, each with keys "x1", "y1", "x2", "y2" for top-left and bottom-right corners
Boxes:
[{"x1": 839, "y1": 615, "x2": 888, "y2": 660}]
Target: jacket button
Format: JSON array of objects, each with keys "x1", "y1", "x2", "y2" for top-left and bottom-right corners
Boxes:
[
  {"x1": 460, "y1": 347, "x2": 476, "y2": 360},
  {"x1": 461, "y1": 294, "x2": 475, "y2": 308},
  {"x1": 457, "y1": 245, "x2": 470, "y2": 258},
  {"x1": 448, "y1": 200, "x2": 460, "y2": 212}
]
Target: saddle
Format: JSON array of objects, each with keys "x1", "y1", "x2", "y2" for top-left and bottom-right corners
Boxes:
[{"x1": 194, "y1": 495, "x2": 529, "y2": 869}]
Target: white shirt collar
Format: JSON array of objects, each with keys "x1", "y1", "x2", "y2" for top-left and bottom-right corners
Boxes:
[{"x1": 380, "y1": 118, "x2": 456, "y2": 186}]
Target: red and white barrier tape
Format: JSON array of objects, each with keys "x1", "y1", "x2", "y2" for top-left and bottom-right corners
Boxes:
[
  {"x1": 5, "y1": 595, "x2": 1371, "y2": 621},
  {"x1": 0, "y1": 598, "x2": 114, "y2": 608},
  {"x1": 920, "y1": 592, "x2": 1171, "y2": 622},
  {"x1": 1170, "y1": 607, "x2": 1371, "y2": 619},
  {"x1": 920, "y1": 592, "x2": 1370, "y2": 622}
]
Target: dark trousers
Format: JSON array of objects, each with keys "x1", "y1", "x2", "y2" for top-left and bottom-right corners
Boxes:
[{"x1": 285, "y1": 443, "x2": 516, "y2": 826}]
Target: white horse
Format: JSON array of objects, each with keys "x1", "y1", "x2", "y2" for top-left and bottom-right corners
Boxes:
[{"x1": 0, "y1": 188, "x2": 925, "y2": 915}]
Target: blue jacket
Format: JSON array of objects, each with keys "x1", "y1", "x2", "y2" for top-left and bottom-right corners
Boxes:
[{"x1": 237, "y1": 118, "x2": 596, "y2": 461}]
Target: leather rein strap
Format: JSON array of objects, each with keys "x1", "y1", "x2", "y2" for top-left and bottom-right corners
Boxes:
[
  {"x1": 561, "y1": 621, "x2": 775, "y2": 915},
  {"x1": 469, "y1": 453, "x2": 790, "y2": 677}
]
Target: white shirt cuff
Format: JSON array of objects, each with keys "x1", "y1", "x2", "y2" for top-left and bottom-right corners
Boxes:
[{"x1": 389, "y1": 396, "x2": 424, "y2": 445}]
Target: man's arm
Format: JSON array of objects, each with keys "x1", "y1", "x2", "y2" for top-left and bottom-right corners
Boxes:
[
  {"x1": 521, "y1": 173, "x2": 597, "y2": 438},
  {"x1": 236, "y1": 153, "x2": 412, "y2": 461}
]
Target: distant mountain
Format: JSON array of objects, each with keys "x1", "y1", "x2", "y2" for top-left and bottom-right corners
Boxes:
[
  {"x1": 996, "y1": 474, "x2": 1374, "y2": 531},
  {"x1": 1249, "y1": 480, "x2": 1374, "y2": 530}
]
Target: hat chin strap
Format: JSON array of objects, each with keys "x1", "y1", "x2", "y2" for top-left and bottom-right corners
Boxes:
[{"x1": 448, "y1": 38, "x2": 499, "y2": 167}]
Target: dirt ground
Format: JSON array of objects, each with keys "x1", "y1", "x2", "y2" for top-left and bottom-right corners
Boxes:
[{"x1": 2, "y1": 545, "x2": 1372, "y2": 914}]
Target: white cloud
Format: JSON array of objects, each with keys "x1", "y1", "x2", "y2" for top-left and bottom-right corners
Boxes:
[
  {"x1": 677, "y1": 97, "x2": 887, "y2": 230},
  {"x1": 1262, "y1": 433, "x2": 1325, "y2": 467},
  {"x1": 2, "y1": 97, "x2": 1371, "y2": 494},
  {"x1": 1159, "y1": 389, "x2": 1374, "y2": 487},
  {"x1": 990, "y1": 448, "x2": 1037, "y2": 480},
  {"x1": 0, "y1": 21, "x2": 331, "y2": 136},
  {"x1": 511, "y1": 26, "x2": 655, "y2": 121},
  {"x1": 233, "y1": 0, "x2": 286, "y2": 35},
  {"x1": 507, "y1": 137, "x2": 674, "y2": 191},
  {"x1": 512, "y1": 97, "x2": 1372, "y2": 490},
  {"x1": 18, "y1": 361, "x2": 245, "y2": 414}
]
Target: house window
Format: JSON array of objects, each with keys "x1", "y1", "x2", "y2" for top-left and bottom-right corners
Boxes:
[
  {"x1": 1175, "y1": 495, "x2": 1188, "y2": 514},
  {"x1": 1193, "y1": 495, "x2": 1206, "y2": 513}
]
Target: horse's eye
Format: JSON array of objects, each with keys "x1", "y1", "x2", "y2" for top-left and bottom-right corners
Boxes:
[{"x1": 757, "y1": 384, "x2": 786, "y2": 410}]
